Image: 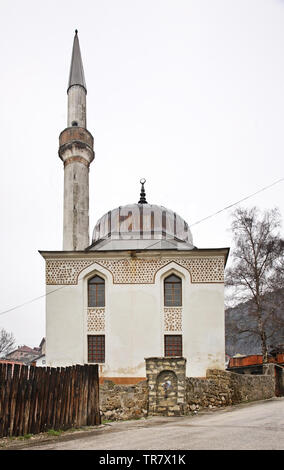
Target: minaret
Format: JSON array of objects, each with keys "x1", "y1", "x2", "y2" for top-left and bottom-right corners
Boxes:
[{"x1": 58, "y1": 31, "x2": 94, "y2": 251}]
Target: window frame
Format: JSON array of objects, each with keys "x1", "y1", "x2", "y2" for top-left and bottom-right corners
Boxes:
[
  {"x1": 87, "y1": 334, "x2": 105, "y2": 363},
  {"x1": 164, "y1": 334, "x2": 183, "y2": 357},
  {"x1": 164, "y1": 273, "x2": 182, "y2": 307},
  {"x1": 88, "y1": 274, "x2": 105, "y2": 308}
]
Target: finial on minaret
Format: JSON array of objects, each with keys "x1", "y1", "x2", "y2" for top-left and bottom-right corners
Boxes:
[
  {"x1": 68, "y1": 29, "x2": 87, "y2": 93},
  {"x1": 138, "y1": 178, "x2": 148, "y2": 204}
]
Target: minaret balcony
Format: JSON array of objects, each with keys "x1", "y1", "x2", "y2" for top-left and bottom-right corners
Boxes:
[{"x1": 59, "y1": 127, "x2": 94, "y2": 165}]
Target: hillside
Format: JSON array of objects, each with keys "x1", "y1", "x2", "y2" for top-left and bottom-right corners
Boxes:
[{"x1": 225, "y1": 288, "x2": 284, "y2": 357}]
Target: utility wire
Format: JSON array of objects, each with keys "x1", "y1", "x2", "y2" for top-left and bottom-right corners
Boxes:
[
  {"x1": 0, "y1": 176, "x2": 283, "y2": 317},
  {"x1": 189, "y1": 177, "x2": 284, "y2": 228},
  {"x1": 0, "y1": 287, "x2": 65, "y2": 317}
]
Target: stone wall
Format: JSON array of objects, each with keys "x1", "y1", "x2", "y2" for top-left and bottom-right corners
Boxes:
[
  {"x1": 186, "y1": 366, "x2": 276, "y2": 412},
  {"x1": 99, "y1": 364, "x2": 276, "y2": 420},
  {"x1": 275, "y1": 365, "x2": 284, "y2": 396},
  {"x1": 145, "y1": 357, "x2": 187, "y2": 416},
  {"x1": 99, "y1": 380, "x2": 148, "y2": 421}
]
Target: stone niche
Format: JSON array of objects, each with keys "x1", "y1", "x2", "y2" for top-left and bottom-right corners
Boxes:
[{"x1": 145, "y1": 357, "x2": 187, "y2": 416}]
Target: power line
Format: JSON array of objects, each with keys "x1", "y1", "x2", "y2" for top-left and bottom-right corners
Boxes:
[
  {"x1": 0, "y1": 287, "x2": 65, "y2": 317},
  {"x1": 0, "y1": 176, "x2": 283, "y2": 317},
  {"x1": 189, "y1": 177, "x2": 284, "y2": 228},
  {"x1": 0, "y1": 241, "x2": 174, "y2": 318}
]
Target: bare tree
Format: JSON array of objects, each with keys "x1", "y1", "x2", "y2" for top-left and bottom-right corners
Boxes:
[
  {"x1": 0, "y1": 328, "x2": 16, "y2": 358},
  {"x1": 269, "y1": 241, "x2": 284, "y2": 289},
  {"x1": 225, "y1": 206, "x2": 284, "y2": 362}
]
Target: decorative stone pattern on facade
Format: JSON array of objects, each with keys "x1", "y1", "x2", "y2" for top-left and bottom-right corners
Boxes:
[
  {"x1": 46, "y1": 259, "x2": 94, "y2": 285},
  {"x1": 87, "y1": 308, "x2": 105, "y2": 332},
  {"x1": 164, "y1": 307, "x2": 182, "y2": 332},
  {"x1": 46, "y1": 256, "x2": 224, "y2": 285}
]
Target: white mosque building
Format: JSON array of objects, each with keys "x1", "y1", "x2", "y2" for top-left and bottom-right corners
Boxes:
[{"x1": 40, "y1": 31, "x2": 229, "y2": 384}]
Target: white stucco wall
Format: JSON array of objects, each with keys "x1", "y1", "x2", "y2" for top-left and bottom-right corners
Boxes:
[
  {"x1": 46, "y1": 283, "x2": 85, "y2": 366},
  {"x1": 45, "y1": 254, "x2": 226, "y2": 378},
  {"x1": 184, "y1": 284, "x2": 225, "y2": 376}
]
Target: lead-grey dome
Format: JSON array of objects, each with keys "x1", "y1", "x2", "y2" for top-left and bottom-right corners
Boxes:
[{"x1": 89, "y1": 203, "x2": 194, "y2": 251}]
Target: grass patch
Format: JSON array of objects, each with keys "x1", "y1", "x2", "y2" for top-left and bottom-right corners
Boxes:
[
  {"x1": 68, "y1": 427, "x2": 82, "y2": 433},
  {"x1": 18, "y1": 434, "x2": 33, "y2": 440},
  {"x1": 47, "y1": 429, "x2": 63, "y2": 436}
]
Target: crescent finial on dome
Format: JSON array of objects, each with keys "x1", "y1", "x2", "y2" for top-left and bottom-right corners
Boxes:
[{"x1": 138, "y1": 178, "x2": 147, "y2": 204}]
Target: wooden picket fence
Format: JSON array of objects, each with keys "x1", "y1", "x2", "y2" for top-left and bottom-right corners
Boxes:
[{"x1": 0, "y1": 363, "x2": 100, "y2": 437}]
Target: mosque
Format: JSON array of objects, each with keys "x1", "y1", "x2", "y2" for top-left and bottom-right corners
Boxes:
[{"x1": 40, "y1": 32, "x2": 229, "y2": 384}]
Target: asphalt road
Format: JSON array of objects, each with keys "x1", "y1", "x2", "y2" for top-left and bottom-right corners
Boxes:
[{"x1": 15, "y1": 398, "x2": 284, "y2": 451}]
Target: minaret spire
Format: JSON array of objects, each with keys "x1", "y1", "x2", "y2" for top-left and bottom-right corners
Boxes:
[
  {"x1": 68, "y1": 29, "x2": 87, "y2": 93},
  {"x1": 58, "y1": 31, "x2": 95, "y2": 251},
  {"x1": 66, "y1": 30, "x2": 87, "y2": 128}
]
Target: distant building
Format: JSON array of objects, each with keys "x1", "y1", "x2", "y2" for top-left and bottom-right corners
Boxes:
[
  {"x1": 227, "y1": 347, "x2": 284, "y2": 396},
  {"x1": 227, "y1": 345, "x2": 284, "y2": 374},
  {"x1": 33, "y1": 354, "x2": 46, "y2": 367},
  {"x1": 0, "y1": 359, "x2": 23, "y2": 366},
  {"x1": 4, "y1": 338, "x2": 46, "y2": 366}
]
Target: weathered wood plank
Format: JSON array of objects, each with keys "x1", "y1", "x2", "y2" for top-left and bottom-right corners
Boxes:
[
  {"x1": 22, "y1": 366, "x2": 33, "y2": 436},
  {"x1": 52, "y1": 367, "x2": 61, "y2": 430},
  {"x1": 48, "y1": 367, "x2": 57, "y2": 430},
  {"x1": 40, "y1": 367, "x2": 50, "y2": 432},
  {"x1": 2, "y1": 364, "x2": 13, "y2": 437},
  {"x1": 55, "y1": 367, "x2": 65, "y2": 429},
  {"x1": 61, "y1": 367, "x2": 70, "y2": 429},
  {"x1": 74, "y1": 365, "x2": 81, "y2": 427},
  {"x1": 34, "y1": 367, "x2": 44, "y2": 434},
  {"x1": 28, "y1": 366, "x2": 38, "y2": 435},
  {"x1": 9, "y1": 364, "x2": 20, "y2": 436},
  {"x1": 69, "y1": 365, "x2": 77, "y2": 427},
  {"x1": 0, "y1": 364, "x2": 7, "y2": 436},
  {"x1": 82, "y1": 365, "x2": 89, "y2": 426},
  {"x1": 0, "y1": 364, "x2": 100, "y2": 437}
]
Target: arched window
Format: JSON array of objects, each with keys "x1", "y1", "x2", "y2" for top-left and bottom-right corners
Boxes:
[
  {"x1": 164, "y1": 274, "x2": 182, "y2": 306},
  {"x1": 88, "y1": 275, "x2": 105, "y2": 307}
]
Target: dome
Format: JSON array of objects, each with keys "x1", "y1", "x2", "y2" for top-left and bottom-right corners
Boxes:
[{"x1": 90, "y1": 203, "x2": 194, "y2": 251}]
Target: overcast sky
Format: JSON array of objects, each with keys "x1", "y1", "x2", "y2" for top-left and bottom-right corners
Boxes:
[{"x1": 0, "y1": 0, "x2": 284, "y2": 348}]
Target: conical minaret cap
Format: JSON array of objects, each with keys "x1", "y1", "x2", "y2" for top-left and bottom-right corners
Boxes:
[{"x1": 68, "y1": 30, "x2": 87, "y2": 93}]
